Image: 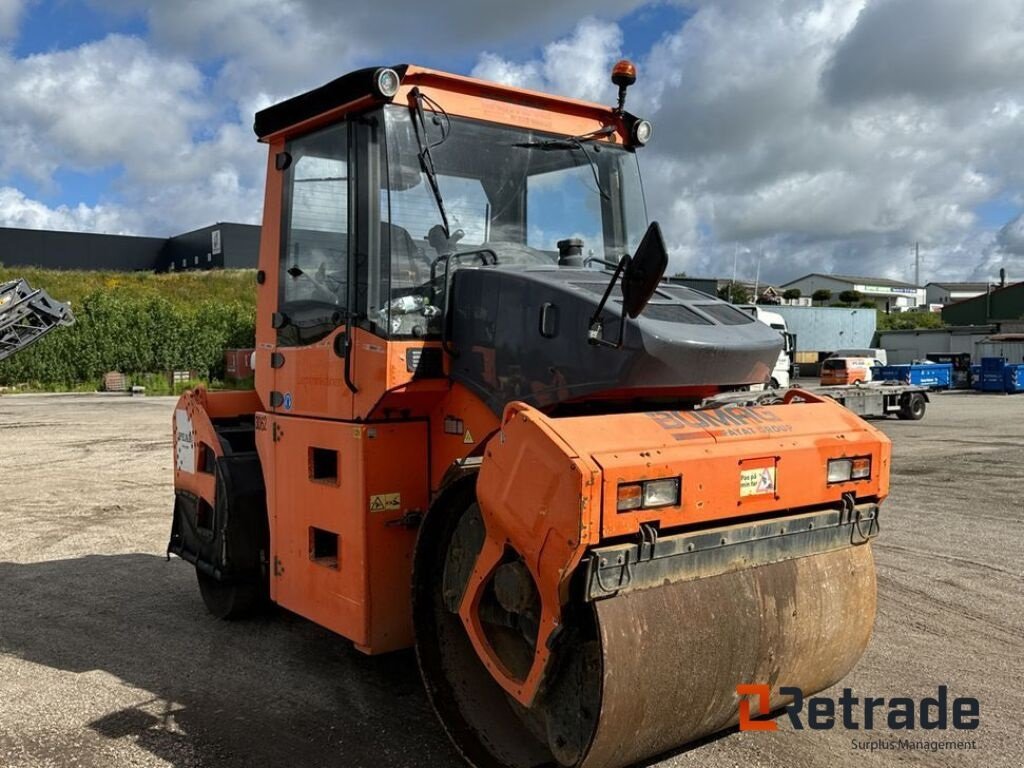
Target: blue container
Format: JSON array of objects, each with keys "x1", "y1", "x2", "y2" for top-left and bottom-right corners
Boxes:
[
  {"x1": 980, "y1": 357, "x2": 1008, "y2": 392},
  {"x1": 876, "y1": 365, "x2": 904, "y2": 382},
  {"x1": 1004, "y1": 364, "x2": 1024, "y2": 393},
  {"x1": 877, "y1": 363, "x2": 953, "y2": 389}
]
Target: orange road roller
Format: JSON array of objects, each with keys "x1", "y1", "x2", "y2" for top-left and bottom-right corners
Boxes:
[{"x1": 169, "y1": 62, "x2": 888, "y2": 767}]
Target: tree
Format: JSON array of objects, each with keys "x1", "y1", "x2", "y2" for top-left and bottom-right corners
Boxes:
[
  {"x1": 837, "y1": 289, "x2": 862, "y2": 305},
  {"x1": 812, "y1": 289, "x2": 832, "y2": 305},
  {"x1": 782, "y1": 288, "x2": 802, "y2": 300},
  {"x1": 672, "y1": 271, "x2": 688, "y2": 279},
  {"x1": 717, "y1": 284, "x2": 752, "y2": 304}
]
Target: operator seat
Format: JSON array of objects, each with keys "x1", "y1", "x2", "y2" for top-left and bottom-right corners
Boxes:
[{"x1": 386, "y1": 222, "x2": 431, "y2": 286}]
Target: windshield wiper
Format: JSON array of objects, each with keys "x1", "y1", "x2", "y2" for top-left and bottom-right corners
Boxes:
[
  {"x1": 514, "y1": 125, "x2": 614, "y2": 201},
  {"x1": 513, "y1": 124, "x2": 615, "y2": 151},
  {"x1": 408, "y1": 87, "x2": 451, "y2": 237}
]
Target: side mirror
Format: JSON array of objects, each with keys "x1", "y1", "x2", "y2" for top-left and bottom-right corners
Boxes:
[
  {"x1": 621, "y1": 222, "x2": 669, "y2": 319},
  {"x1": 587, "y1": 221, "x2": 670, "y2": 348}
]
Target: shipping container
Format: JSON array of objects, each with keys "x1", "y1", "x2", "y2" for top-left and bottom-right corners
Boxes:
[
  {"x1": 876, "y1": 363, "x2": 952, "y2": 389},
  {"x1": 980, "y1": 357, "x2": 1008, "y2": 392},
  {"x1": 1004, "y1": 364, "x2": 1024, "y2": 393}
]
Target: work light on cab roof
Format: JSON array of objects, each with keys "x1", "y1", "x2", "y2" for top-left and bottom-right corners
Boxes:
[{"x1": 611, "y1": 58, "x2": 652, "y2": 145}]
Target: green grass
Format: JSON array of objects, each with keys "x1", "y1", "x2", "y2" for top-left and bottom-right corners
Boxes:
[
  {"x1": 0, "y1": 265, "x2": 257, "y2": 310},
  {"x1": 0, "y1": 267, "x2": 258, "y2": 391}
]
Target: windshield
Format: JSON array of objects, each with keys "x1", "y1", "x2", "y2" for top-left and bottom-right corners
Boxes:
[{"x1": 377, "y1": 105, "x2": 647, "y2": 337}]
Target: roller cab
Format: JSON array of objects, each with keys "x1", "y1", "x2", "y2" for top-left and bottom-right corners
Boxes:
[{"x1": 167, "y1": 60, "x2": 888, "y2": 768}]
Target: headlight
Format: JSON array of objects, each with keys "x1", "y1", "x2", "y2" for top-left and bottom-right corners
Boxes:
[
  {"x1": 374, "y1": 68, "x2": 401, "y2": 98},
  {"x1": 632, "y1": 119, "x2": 653, "y2": 145},
  {"x1": 828, "y1": 456, "x2": 871, "y2": 483},
  {"x1": 851, "y1": 456, "x2": 871, "y2": 479},
  {"x1": 617, "y1": 476, "x2": 681, "y2": 512}
]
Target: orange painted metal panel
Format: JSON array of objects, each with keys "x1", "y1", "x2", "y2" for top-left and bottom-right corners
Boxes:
[
  {"x1": 469, "y1": 394, "x2": 890, "y2": 706},
  {"x1": 256, "y1": 413, "x2": 426, "y2": 653},
  {"x1": 471, "y1": 403, "x2": 601, "y2": 704},
  {"x1": 427, "y1": 382, "x2": 501, "y2": 493},
  {"x1": 255, "y1": 139, "x2": 284, "y2": 411}
]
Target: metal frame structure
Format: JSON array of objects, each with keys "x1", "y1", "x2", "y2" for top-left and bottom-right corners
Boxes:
[{"x1": 0, "y1": 279, "x2": 75, "y2": 363}]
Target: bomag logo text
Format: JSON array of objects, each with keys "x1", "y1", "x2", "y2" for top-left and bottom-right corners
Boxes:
[{"x1": 649, "y1": 408, "x2": 793, "y2": 438}]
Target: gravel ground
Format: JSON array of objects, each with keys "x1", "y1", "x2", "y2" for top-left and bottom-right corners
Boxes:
[{"x1": 0, "y1": 392, "x2": 1021, "y2": 768}]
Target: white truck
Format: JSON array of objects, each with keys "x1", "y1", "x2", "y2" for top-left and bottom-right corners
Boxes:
[{"x1": 739, "y1": 305, "x2": 794, "y2": 388}]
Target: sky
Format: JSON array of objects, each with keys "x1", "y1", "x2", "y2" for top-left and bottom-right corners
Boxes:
[{"x1": 1, "y1": 0, "x2": 1023, "y2": 285}]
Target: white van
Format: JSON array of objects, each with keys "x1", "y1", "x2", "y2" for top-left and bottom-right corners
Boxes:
[
  {"x1": 820, "y1": 356, "x2": 880, "y2": 386},
  {"x1": 832, "y1": 348, "x2": 888, "y2": 367},
  {"x1": 739, "y1": 305, "x2": 793, "y2": 388}
]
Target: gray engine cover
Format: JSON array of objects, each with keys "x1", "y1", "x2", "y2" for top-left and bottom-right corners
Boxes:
[{"x1": 448, "y1": 265, "x2": 782, "y2": 415}]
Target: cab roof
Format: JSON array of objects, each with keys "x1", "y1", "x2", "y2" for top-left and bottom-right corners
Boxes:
[{"x1": 253, "y1": 64, "x2": 638, "y2": 143}]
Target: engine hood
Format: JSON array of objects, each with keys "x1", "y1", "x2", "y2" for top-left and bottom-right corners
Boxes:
[{"x1": 448, "y1": 264, "x2": 782, "y2": 414}]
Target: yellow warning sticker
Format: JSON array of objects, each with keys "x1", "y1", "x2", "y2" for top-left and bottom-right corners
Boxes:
[
  {"x1": 463, "y1": 429, "x2": 474, "y2": 445},
  {"x1": 369, "y1": 493, "x2": 401, "y2": 512},
  {"x1": 740, "y1": 467, "x2": 776, "y2": 497}
]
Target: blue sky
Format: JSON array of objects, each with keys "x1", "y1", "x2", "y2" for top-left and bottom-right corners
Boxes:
[{"x1": 0, "y1": 0, "x2": 1022, "y2": 283}]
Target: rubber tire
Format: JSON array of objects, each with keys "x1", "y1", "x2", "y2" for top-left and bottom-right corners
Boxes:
[
  {"x1": 769, "y1": 378, "x2": 780, "y2": 389},
  {"x1": 196, "y1": 569, "x2": 265, "y2": 620},
  {"x1": 897, "y1": 392, "x2": 926, "y2": 421}
]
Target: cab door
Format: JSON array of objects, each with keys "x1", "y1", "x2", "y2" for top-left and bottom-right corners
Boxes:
[{"x1": 268, "y1": 118, "x2": 358, "y2": 421}]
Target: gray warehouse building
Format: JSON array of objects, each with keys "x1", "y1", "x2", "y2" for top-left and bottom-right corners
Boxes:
[
  {"x1": 0, "y1": 222, "x2": 260, "y2": 273},
  {"x1": 770, "y1": 305, "x2": 877, "y2": 351}
]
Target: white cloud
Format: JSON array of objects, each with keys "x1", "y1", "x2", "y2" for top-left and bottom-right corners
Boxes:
[
  {"x1": 0, "y1": 186, "x2": 138, "y2": 234},
  {"x1": 467, "y1": 4, "x2": 1024, "y2": 282},
  {"x1": 823, "y1": 0, "x2": 1024, "y2": 105},
  {"x1": 95, "y1": 0, "x2": 648, "y2": 108},
  {"x1": 0, "y1": 33, "x2": 266, "y2": 236},
  {"x1": 473, "y1": 18, "x2": 624, "y2": 103},
  {"x1": 0, "y1": 35, "x2": 207, "y2": 184},
  {"x1": 0, "y1": 0, "x2": 26, "y2": 40}
]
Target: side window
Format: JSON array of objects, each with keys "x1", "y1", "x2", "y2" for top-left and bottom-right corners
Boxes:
[
  {"x1": 527, "y1": 165, "x2": 604, "y2": 259},
  {"x1": 280, "y1": 122, "x2": 350, "y2": 345}
]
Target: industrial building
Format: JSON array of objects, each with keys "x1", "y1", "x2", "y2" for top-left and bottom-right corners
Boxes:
[
  {"x1": 941, "y1": 281, "x2": 1024, "y2": 325},
  {"x1": 779, "y1": 273, "x2": 925, "y2": 311},
  {"x1": 0, "y1": 222, "x2": 260, "y2": 273},
  {"x1": 768, "y1": 305, "x2": 877, "y2": 375},
  {"x1": 924, "y1": 281, "x2": 990, "y2": 307},
  {"x1": 876, "y1": 326, "x2": 996, "y2": 364}
]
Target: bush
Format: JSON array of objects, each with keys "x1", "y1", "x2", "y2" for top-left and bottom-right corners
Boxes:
[
  {"x1": 0, "y1": 269, "x2": 256, "y2": 388},
  {"x1": 782, "y1": 288, "x2": 802, "y2": 300},
  {"x1": 876, "y1": 310, "x2": 945, "y2": 331}
]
